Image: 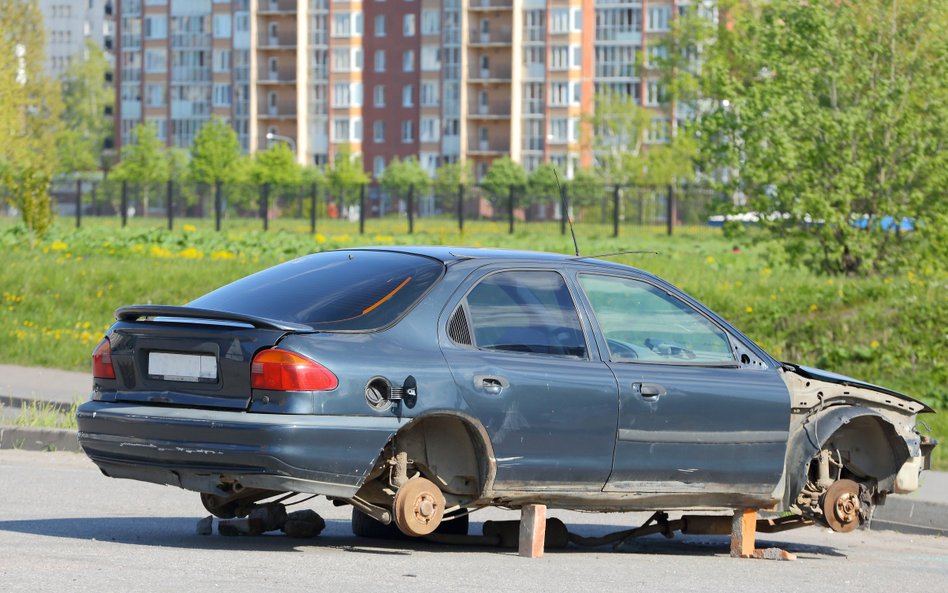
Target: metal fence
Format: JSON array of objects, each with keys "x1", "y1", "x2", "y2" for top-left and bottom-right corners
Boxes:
[{"x1": 31, "y1": 178, "x2": 728, "y2": 237}]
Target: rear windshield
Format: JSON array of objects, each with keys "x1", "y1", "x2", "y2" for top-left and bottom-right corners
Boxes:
[{"x1": 189, "y1": 250, "x2": 444, "y2": 331}]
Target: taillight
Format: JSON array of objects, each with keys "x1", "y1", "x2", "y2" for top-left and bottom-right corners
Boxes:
[
  {"x1": 251, "y1": 349, "x2": 338, "y2": 391},
  {"x1": 92, "y1": 337, "x2": 116, "y2": 379}
]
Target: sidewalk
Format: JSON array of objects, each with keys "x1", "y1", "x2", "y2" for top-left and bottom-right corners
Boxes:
[{"x1": 0, "y1": 363, "x2": 944, "y2": 536}]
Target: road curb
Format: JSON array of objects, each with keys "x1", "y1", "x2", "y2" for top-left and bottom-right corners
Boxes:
[
  {"x1": 0, "y1": 426, "x2": 80, "y2": 452},
  {"x1": 872, "y1": 498, "x2": 948, "y2": 537},
  {"x1": 0, "y1": 394, "x2": 75, "y2": 413}
]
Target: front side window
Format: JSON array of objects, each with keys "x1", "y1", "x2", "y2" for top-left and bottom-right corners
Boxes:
[
  {"x1": 578, "y1": 274, "x2": 734, "y2": 364},
  {"x1": 465, "y1": 271, "x2": 586, "y2": 358}
]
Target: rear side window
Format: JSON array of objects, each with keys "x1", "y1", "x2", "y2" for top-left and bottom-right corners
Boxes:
[
  {"x1": 189, "y1": 250, "x2": 444, "y2": 331},
  {"x1": 465, "y1": 271, "x2": 586, "y2": 358}
]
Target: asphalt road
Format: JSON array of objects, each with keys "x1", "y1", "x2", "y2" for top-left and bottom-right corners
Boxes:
[{"x1": 1, "y1": 450, "x2": 946, "y2": 593}]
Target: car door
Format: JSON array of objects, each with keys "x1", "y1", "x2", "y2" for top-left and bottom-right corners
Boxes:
[
  {"x1": 439, "y1": 267, "x2": 619, "y2": 492},
  {"x1": 573, "y1": 272, "x2": 790, "y2": 502}
]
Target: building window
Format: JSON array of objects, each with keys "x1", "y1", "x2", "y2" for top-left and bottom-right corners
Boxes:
[
  {"x1": 403, "y1": 50, "x2": 414, "y2": 72},
  {"x1": 213, "y1": 84, "x2": 232, "y2": 107},
  {"x1": 421, "y1": 45, "x2": 440, "y2": 71},
  {"x1": 549, "y1": 118, "x2": 568, "y2": 144},
  {"x1": 373, "y1": 85, "x2": 385, "y2": 107},
  {"x1": 550, "y1": 46, "x2": 568, "y2": 70},
  {"x1": 401, "y1": 120, "x2": 414, "y2": 143},
  {"x1": 374, "y1": 14, "x2": 385, "y2": 37},
  {"x1": 373, "y1": 120, "x2": 385, "y2": 143},
  {"x1": 333, "y1": 83, "x2": 351, "y2": 107},
  {"x1": 403, "y1": 14, "x2": 415, "y2": 37},
  {"x1": 550, "y1": 9, "x2": 569, "y2": 34},
  {"x1": 647, "y1": 5, "x2": 671, "y2": 32},
  {"x1": 333, "y1": 118, "x2": 350, "y2": 142},
  {"x1": 144, "y1": 49, "x2": 166, "y2": 73},
  {"x1": 402, "y1": 84, "x2": 414, "y2": 107},
  {"x1": 373, "y1": 156, "x2": 385, "y2": 178},
  {"x1": 420, "y1": 81, "x2": 438, "y2": 107},
  {"x1": 332, "y1": 11, "x2": 362, "y2": 37},
  {"x1": 374, "y1": 49, "x2": 385, "y2": 72},
  {"x1": 420, "y1": 117, "x2": 438, "y2": 142},
  {"x1": 145, "y1": 84, "x2": 165, "y2": 107},
  {"x1": 214, "y1": 50, "x2": 231, "y2": 73},
  {"x1": 144, "y1": 15, "x2": 167, "y2": 39},
  {"x1": 421, "y1": 10, "x2": 439, "y2": 35},
  {"x1": 213, "y1": 14, "x2": 231, "y2": 38}
]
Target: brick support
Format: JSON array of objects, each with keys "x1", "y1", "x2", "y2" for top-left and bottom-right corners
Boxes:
[{"x1": 518, "y1": 504, "x2": 547, "y2": 558}]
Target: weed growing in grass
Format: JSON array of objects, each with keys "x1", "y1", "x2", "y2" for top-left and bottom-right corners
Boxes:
[{"x1": 13, "y1": 400, "x2": 79, "y2": 430}]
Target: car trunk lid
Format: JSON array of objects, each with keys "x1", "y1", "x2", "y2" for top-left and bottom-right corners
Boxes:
[{"x1": 102, "y1": 306, "x2": 311, "y2": 410}]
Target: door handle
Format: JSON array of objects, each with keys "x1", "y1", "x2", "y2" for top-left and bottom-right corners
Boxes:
[
  {"x1": 474, "y1": 375, "x2": 509, "y2": 396},
  {"x1": 634, "y1": 382, "x2": 666, "y2": 398}
]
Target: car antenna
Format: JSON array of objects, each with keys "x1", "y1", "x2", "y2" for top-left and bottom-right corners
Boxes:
[{"x1": 554, "y1": 168, "x2": 580, "y2": 256}]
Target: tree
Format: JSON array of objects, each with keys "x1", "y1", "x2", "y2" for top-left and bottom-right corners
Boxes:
[
  {"x1": 110, "y1": 122, "x2": 169, "y2": 216},
  {"x1": 585, "y1": 91, "x2": 651, "y2": 185},
  {"x1": 525, "y1": 162, "x2": 560, "y2": 205},
  {"x1": 433, "y1": 160, "x2": 473, "y2": 198},
  {"x1": 379, "y1": 156, "x2": 431, "y2": 199},
  {"x1": 568, "y1": 167, "x2": 605, "y2": 206},
  {"x1": 189, "y1": 118, "x2": 241, "y2": 185},
  {"x1": 249, "y1": 143, "x2": 302, "y2": 187},
  {"x1": 57, "y1": 39, "x2": 113, "y2": 174},
  {"x1": 699, "y1": 0, "x2": 948, "y2": 274},
  {"x1": 1, "y1": 0, "x2": 62, "y2": 237},
  {"x1": 480, "y1": 156, "x2": 527, "y2": 202},
  {"x1": 327, "y1": 149, "x2": 370, "y2": 205}
]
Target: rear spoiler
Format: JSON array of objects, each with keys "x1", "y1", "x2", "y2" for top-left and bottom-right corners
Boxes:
[{"x1": 115, "y1": 305, "x2": 313, "y2": 332}]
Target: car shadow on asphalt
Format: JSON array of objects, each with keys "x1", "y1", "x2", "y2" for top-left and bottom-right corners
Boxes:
[{"x1": 0, "y1": 516, "x2": 847, "y2": 559}]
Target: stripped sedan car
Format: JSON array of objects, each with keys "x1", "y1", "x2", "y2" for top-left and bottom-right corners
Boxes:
[{"x1": 77, "y1": 247, "x2": 936, "y2": 537}]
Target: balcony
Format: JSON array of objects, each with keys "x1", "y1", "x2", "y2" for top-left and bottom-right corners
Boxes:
[
  {"x1": 467, "y1": 99, "x2": 511, "y2": 119},
  {"x1": 170, "y1": 33, "x2": 212, "y2": 48},
  {"x1": 259, "y1": 102, "x2": 298, "y2": 119},
  {"x1": 258, "y1": 0, "x2": 297, "y2": 14},
  {"x1": 468, "y1": 29, "x2": 513, "y2": 46},
  {"x1": 258, "y1": 65, "x2": 297, "y2": 84},
  {"x1": 468, "y1": 65, "x2": 511, "y2": 82},
  {"x1": 258, "y1": 32, "x2": 297, "y2": 49},
  {"x1": 468, "y1": 0, "x2": 513, "y2": 10},
  {"x1": 468, "y1": 139, "x2": 510, "y2": 155},
  {"x1": 170, "y1": 67, "x2": 211, "y2": 83}
]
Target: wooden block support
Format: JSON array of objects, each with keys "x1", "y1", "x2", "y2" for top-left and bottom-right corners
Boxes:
[
  {"x1": 519, "y1": 504, "x2": 547, "y2": 558},
  {"x1": 730, "y1": 508, "x2": 757, "y2": 558}
]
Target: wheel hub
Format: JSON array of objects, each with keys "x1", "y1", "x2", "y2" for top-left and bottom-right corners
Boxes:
[
  {"x1": 393, "y1": 477, "x2": 445, "y2": 537},
  {"x1": 822, "y1": 479, "x2": 862, "y2": 533}
]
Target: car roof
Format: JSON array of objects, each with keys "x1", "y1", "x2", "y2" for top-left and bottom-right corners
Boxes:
[{"x1": 338, "y1": 246, "x2": 655, "y2": 276}]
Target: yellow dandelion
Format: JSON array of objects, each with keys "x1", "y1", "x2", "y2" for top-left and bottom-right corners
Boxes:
[
  {"x1": 211, "y1": 250, "x2": 236, "y2": 261},
  {"x1": 870, "y1": 340, "x2": 880, "y2": 349},
  {"x1": 705, "y1": 255, "x2": 716, "y2": 265},
  {"x1": 182, "y1": 224, "x2": 197, "y2": 232},
  {"x1": 178, "y1": 247, "x2": 204, "y2": 260},
  {"x1": 809, "y1": 303, "x2": 818, "y2": 312},
  {"x1": 745, "y1": 306, "x2": 753, "y2": 314},
  {"x1": 50, "y1": 240, "x2": 68, "y2": 251},
  {"x1": 315, "y1": 233, "x2": 327, "y2": 244}
]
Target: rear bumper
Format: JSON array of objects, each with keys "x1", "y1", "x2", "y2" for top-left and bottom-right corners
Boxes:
[{"x1": 76, "y1": 400, "x2": 405, "y2": 497}]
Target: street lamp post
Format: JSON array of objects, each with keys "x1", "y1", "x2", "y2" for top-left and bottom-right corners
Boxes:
[{"x1": 265, "y1": 131, "x2": 296, "y2": 152}]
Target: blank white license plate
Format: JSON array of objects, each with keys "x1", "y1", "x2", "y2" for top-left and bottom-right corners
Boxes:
[{"x1": 148, "y1": 352, "x2": 218, "y2": 382}]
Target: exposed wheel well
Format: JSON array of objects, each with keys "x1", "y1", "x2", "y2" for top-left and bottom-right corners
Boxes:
[
  {"x1": 353, "y1": 412, "x2": 496, "y2": 509},
  {"x1": 391, "y1": 413, "x2": 495, "y2": 499}
]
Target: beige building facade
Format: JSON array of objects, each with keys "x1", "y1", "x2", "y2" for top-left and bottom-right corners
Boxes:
[{"x1": 115, "y1": 0, "x2": 710, "y2": 179}]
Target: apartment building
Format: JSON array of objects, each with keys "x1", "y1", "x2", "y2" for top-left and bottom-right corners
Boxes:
[
  {"x1": 40, "y1": 0, "x2": 115, "y2": 76},
  {"x1": 114, "y1": 0, "x2": 710, "y2": 180}
]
